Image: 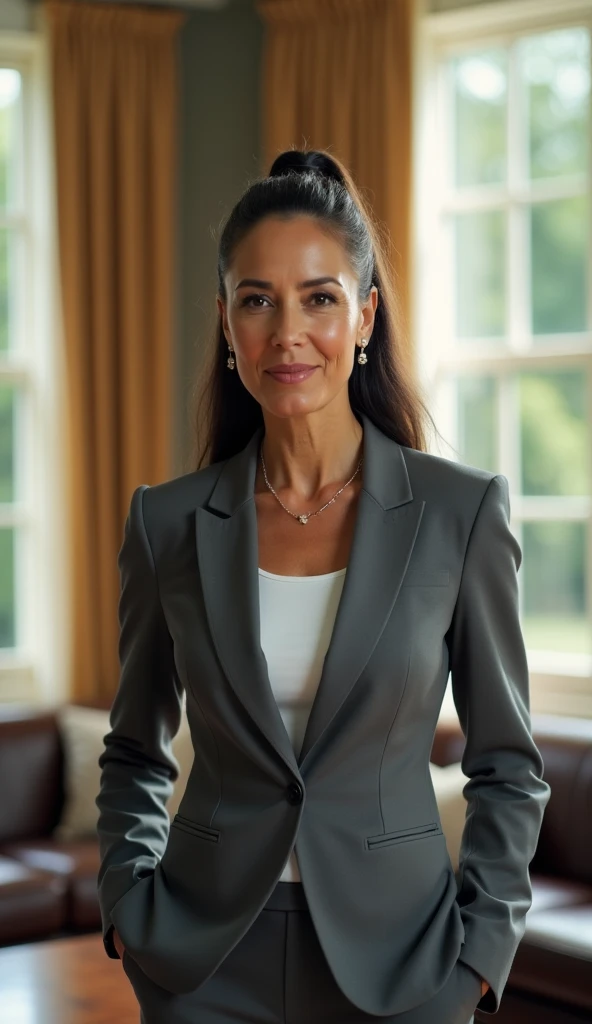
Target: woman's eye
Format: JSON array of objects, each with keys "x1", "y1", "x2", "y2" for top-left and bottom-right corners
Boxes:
[{"x1": 241, "y1": 291, "x2": 336, "y2": 308}]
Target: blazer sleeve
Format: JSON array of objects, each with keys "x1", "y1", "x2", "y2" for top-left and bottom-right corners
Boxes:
[
  {"x1": 446, "y1": 473, "x2": 551, "y2": 1015},
  {"x1": 95, "y1": 484, "x2": 184, "y2": 959}
]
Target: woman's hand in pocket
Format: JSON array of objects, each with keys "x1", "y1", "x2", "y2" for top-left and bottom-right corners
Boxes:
[
  {"x1": 465, "y1": 964, "x2": 490, "y2": 999},
  {"x1": 113, "y1": 927, "x2": 126, "y2": 960}
]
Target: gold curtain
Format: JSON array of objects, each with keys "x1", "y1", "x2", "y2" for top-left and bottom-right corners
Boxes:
[
  {"x1": 45, "y1": 0, "x2": 185, "y2": 704},
  {"x1": 256, "y1": 0, "x2": 414, "y2": 362}
]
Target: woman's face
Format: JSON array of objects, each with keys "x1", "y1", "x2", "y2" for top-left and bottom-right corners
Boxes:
[{"x1": 217, "y1": 214, "x2": 378, "y2": 422}]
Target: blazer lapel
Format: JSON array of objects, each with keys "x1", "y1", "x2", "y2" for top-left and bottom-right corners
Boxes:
[
  {"x1": 195, "y1": 425, "x2": 300, "y2": 777},
  {"x1": 296, "y1": 417, "x2": 424, "y2": 770},
  {"x1": 195, "y1": 414, "x2": 425, "y2": 779}
]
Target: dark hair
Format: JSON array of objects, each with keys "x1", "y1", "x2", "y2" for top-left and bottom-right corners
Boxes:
[{"x1": 189, "y1": 148, "x2": 437, "y2": 469}]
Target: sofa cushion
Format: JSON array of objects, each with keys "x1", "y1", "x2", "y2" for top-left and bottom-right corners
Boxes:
[
  {"x1": 528, "y1": 718, "x2": 592, "y2": 886},
  {"x1": 508, "y1": 875, "x2": 592, "y2": 1012},
  {"x1": 68, "y1": 863, "x2": 104, "y2": 929},
  {"x1": 431, "y1": 713, "x2": 592, "y2": 887},
  {"x1": 54, "y1": 707, "x2": 114, "y2": 840},
  {"x1": 527, "y1": 875, "x2": 592, "y2": 915},
  {"x1": 0, "y1": 854, "x2": 68, "y2": 944},
  {"x1": 54, "y1": 705, "x2": 194, "y2": 840},
  {"x1": 0, "y1": 838, "x2": 102, "y2": 930},
  {"x1": 0, "y1": 713, "x2": 63, "y2": 844},
  {"x1": 525, "y1": 902, "x2": 592, "y2": 960},
  {"x1": 429, "y1": 761, "x2": 468, "y2": 872}
]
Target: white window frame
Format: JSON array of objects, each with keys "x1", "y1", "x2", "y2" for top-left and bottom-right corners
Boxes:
[
  {"x1": 0, "y1": 29, "x2": 69, "y2": 706},
  {"x1": 414, "y1": 0, "x2": 592, "y2": 718}
]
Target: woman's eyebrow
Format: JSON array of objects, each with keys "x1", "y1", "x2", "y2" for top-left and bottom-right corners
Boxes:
[{"x1": 234, "y1": 276, "x2": 343, "y2": 291}]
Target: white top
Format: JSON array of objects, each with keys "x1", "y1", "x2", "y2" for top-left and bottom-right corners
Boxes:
[{"x1": 258, "y1": 565, "x2": 347, "y2": 882}]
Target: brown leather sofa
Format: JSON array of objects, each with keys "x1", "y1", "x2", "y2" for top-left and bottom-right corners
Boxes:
[
  {"x1": 432, "y1": 715, "x2": 592, "y2": 1024},
  {"x1": 0, "y1": 704, "x2": 590, "y2": 1023},
  {"x1": 0, "y1": 705, "x2": 102, "y2": 946}
]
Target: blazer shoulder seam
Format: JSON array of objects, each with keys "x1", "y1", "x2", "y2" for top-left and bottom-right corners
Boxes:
[
  {"x1": 456, "y1": 474, "x2": 501, "y2": 597},
  {"x1": 139, "y1": 486, "x2": 166, "y2": 619}
]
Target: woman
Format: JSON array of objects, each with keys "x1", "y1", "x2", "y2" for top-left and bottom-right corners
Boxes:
[{"x1": 96, "y1": 150, "x2": 551, "y2": 1024}]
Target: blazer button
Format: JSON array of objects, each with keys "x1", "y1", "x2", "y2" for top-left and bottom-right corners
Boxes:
[{"x1": 286, "y1": 782, "x2": 303, "y2": 805}]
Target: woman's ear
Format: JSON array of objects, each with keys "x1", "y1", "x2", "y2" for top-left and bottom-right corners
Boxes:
[
  {"x1": 217, "y1": 296, "x2": 231, "y2": 343},
  {"x1": 359, "y1": 285, "x2": 378, "y2": 339}
]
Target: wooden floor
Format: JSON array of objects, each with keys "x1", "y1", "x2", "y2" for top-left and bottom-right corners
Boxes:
[
  {"x1": 0, "y1": 935, "x2": 586, "y2": 1024},
  {"x1": 0, "y1": 933, "x2": 139, "y2": 1024}
]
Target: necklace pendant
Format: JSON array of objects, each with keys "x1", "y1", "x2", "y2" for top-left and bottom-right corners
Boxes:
[{"x1": 298, "y1": 514, "x2": 309, "y2": 525}]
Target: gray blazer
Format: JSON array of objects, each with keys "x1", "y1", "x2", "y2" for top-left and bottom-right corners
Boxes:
[{"x1": 96, "y1": 411, "x2": 551, "y2": 1018}]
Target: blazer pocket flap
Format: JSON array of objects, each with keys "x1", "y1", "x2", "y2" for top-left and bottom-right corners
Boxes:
[
  {"x1": 171, "y1": 814, "x2": 220, "y2": 842},
  {"x1": 365, "y1": 821, "x2": 442, "y2": 850}
]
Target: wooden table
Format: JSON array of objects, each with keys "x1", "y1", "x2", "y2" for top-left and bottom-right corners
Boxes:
[{"x1": 0, "y1": 933, "x2": 139, "y2": 1024}]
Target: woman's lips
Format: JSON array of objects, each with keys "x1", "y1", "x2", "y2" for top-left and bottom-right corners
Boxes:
[{"x1": 266, "y1": 366, "x2": 318, "y2": 384}]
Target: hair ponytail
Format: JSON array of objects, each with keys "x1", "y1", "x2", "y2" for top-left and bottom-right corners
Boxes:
[{"x1": 268, "y1": 149, "x2": 347, "y2": 187}]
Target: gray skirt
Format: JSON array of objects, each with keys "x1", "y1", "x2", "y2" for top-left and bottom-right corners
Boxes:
[{"x1": 122, "y1": 881, "x2": 481, "y2": 1024}]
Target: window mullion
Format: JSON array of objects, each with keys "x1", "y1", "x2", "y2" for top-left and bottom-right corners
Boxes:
[
  {"x1": 424, "y1": 7, "x2": 592, "y2": 709},
  {"x1": 508, "y1": 34, "x2": 530, "y2": 357}
]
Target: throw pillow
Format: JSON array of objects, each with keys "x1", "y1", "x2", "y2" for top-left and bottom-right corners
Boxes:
[
  {"x1": 429, "y1": 760, "x2": 469, "y2": 872},
  {"x1": 54, "y1": 703, "x2": 193, "y2": 840}
]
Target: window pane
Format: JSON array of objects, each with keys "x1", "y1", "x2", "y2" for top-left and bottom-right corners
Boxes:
[
  {"x1": 453, "y1": 50, "x2": 507, "y2": 187},
  {"x1": 516, "y1": 370, "x2": 585, "y2": 497},
  {"x1": 521, "y1": 521, "x2": 589, "y2": 654},
  {"x1": 0, "y1": 383, "x2": 17, "y2": 501},
  {"x1": 531, "y1": 197, "x2": 588, "y2": 334},
  {"x1": 0, "y1": 527, "x2": 15, "y2": 648},
  {"x1": 455, "y1": 210, "x2": 506, "y2": 338},
  {"x1": 519, "y1": 28, "x2": 590, "y2": 181},
  {"x1": 0, "y1": 68, "x2": 21, "y2": 210},
  {"x1": 457, "y1": 376, "x2": 497, "y2": 472},
  {"x1": 519, "y1": 370, "x2": 589, "y2": 495}
]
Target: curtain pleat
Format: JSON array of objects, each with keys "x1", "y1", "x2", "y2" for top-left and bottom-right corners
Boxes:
[
  {"x1": 45, "y1": 0, "x2": 185, "y2": 704},
  {"x1": 257, "y1": 0, "x2": 414, "y2": 363}
]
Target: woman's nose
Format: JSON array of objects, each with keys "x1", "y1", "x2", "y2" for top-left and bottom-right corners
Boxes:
[{"x1": 271, "y1": 301, "x2": 305, "y2": 345}]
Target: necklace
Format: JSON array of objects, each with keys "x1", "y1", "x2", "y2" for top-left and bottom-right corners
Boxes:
[{"x1": 260, "y1": 446, "x2": 363, "y2": 525}]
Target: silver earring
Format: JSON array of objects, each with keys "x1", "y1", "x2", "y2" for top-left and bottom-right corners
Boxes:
[
  {"x1": 227, "y1": 346, "x2": 235, "y2": 370},
  {"x1": 357, "y1": 338, "x2": 369, "y2": 365}
]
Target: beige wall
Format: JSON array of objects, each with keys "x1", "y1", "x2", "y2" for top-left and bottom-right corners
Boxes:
[
  {"x1": 0, "y1": 0, "x2": 34, "y2": 32},
  {"x1": 175, "y1": 0, "x2": 263, "y2": 473}
]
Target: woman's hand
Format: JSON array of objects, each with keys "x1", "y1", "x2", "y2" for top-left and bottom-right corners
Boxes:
[
  {"x1": 113, "y1": 927, "x2": 125, "y2": 960},
  {"x1": 481, "y1": 979, "x2": 490, "y2": 997}
]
